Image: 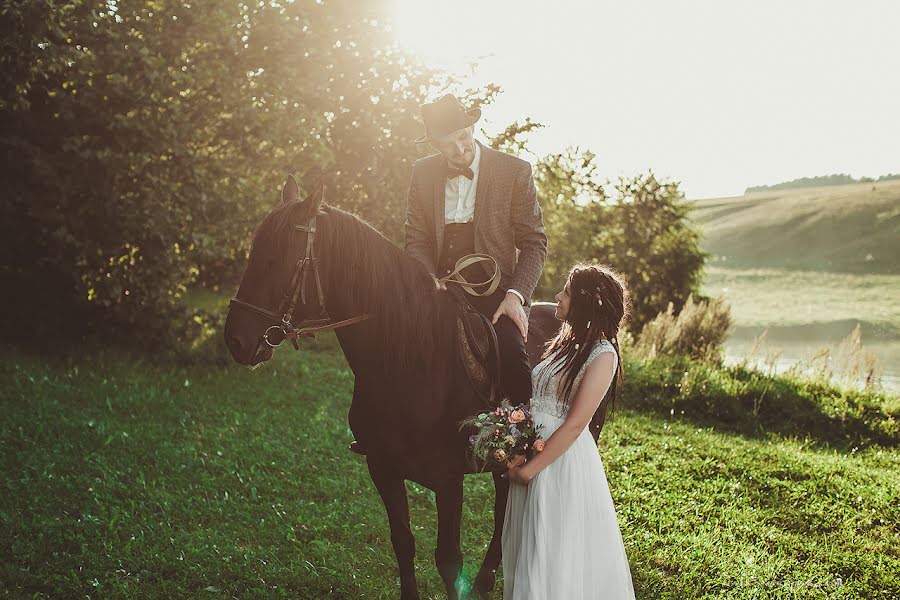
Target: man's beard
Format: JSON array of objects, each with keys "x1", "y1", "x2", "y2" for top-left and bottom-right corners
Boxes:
[{"x1": 447, "y1": 149, "x2": 475, "y2": 169}]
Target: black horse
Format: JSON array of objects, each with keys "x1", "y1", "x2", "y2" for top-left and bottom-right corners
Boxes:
[{"x1": 224, "y1": 176, "x2": 561, "y2": 599}]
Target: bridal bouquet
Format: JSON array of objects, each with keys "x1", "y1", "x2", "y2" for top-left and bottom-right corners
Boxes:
[{"x1": 460, "y1": 400, "x2": 545, "y2": 472}]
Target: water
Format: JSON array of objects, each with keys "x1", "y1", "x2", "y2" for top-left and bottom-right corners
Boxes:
[{"x1": 723, "y1": 329, "x2": 899, "y2": 394}]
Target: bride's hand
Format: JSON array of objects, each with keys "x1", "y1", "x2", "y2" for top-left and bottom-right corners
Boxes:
[{"x1": 503, "y1": 464, "x2": 533, "y2": 486}]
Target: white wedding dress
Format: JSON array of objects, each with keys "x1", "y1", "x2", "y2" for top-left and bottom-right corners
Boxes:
[{"x1": 502, "y1": 339, "x2": 636, "y2": 599}]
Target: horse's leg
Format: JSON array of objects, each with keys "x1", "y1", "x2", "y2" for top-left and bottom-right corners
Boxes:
[
  {"x1": 368, "y1": 461, "x2": 420, "y2": 600},
  {"x1": 473, "y1": 471, "x2": 509, "y2": 597},
  {"x1": 435, "y1": 477, "x2": 465, "y2": 600}
]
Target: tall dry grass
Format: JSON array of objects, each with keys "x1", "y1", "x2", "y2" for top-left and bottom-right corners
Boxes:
[
  {"x1": 635, "y1": 294, "x2": 733, "y2": 362},
  {"x1": 743, "y1": 325, "x2": 885, "y2": 391}
]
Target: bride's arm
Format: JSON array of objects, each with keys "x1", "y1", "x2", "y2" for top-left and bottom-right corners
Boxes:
[{"x1": 509, "y1": 352, "x2": 615, "y2": 484}]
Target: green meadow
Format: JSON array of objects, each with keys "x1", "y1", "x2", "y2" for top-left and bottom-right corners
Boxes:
[{"x1": 2, "y1": 339, "x2": 897, "y2": 599}]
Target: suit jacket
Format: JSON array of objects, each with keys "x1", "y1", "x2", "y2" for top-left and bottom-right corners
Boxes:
[{"x1": 403, "y1": 140, "x2": 548, "y2": 306}]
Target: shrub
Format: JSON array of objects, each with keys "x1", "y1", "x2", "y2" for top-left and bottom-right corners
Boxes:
[
  {"x1": 636, "y1": 294, "x2": 732, "y2": 362},
  {"x1": 621, "y1": 350, "x2": 900, "y2": 448}
]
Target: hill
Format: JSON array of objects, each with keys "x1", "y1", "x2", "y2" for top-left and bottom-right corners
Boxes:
[
  {"x1": 745, "y1": 173, "x2": 900, "y2": 194},
  {"x1": 689, "y1": 180, "x2": 900, "y2": 274}
]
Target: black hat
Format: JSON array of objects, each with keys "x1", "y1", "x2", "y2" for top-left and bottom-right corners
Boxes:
[{"x1": 415, "y1": 94, "x2": 482, "y2": 143}]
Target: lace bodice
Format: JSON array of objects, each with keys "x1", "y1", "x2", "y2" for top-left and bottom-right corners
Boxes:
[{"x1": 530, "y1": 339, "x2": 617, "y2": 419}]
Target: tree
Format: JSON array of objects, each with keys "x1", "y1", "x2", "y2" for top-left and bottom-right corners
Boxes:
[
  {"x1": 490, "y1": 123, "x2": 707, "y2": 332},
  {"x1": 0, "y1": 0, "x2": 444, "y2": 344}
]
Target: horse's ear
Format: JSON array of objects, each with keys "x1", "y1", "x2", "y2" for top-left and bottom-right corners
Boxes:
[
  {"x1": 302, "y1": 176, "x2": 326, "y2": 215},
  {"x1": 281, "y1": 174, "x2": 300, "y2": 205}
]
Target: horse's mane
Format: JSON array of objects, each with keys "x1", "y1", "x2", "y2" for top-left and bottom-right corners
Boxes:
[{"x1": 317, "y1": 204, "x2": 459, "y2": 375}]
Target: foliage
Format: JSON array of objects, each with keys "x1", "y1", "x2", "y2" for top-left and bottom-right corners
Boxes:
[
  {"x1": 636, "y1": 294, "x2": 733, "y2": 362},
  {"x1": 526, "y1": 144, "x2": 707, "y2": 331},
  {"x1": 529, "y1": 147, "x2": 608, "y2": 299},
  {"x1": 622, "y1": 351, "x2": 899, "y2": 449},
  {"x1": 0, "y1": 0, "x2": 445, "y2": 344}
]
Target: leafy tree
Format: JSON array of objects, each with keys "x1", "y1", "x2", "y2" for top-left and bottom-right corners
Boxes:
[
  {"x1": 492, "y1": 127, "x2": 707, "y2": 332},
  {"x1": 600, "y1": 172, "x2": 708, "y2": 329},
  {"x1": 0, "y1": 0, "x2": 442, "y2": 344}
]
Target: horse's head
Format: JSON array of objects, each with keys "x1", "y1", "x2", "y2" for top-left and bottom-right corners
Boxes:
[{"x1": 224, "y1": 174, "x2": 327, "y2": 366}]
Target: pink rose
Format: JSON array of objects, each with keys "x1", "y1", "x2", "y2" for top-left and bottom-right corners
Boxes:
[
  {"x1": 508, "y1": 409, "x2": 526, "y2": 424},
  {"x1": 533, "y1": 439, "x2": 545, "y2": 452}
]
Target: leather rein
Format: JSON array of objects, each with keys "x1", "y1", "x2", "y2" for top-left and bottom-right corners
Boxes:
[
  {"x1": 228, "y1": 209, "x2": 503, "y2": 352},
  {"x1": 228, "y1": 212, "x2": 370, "y2": 350}
]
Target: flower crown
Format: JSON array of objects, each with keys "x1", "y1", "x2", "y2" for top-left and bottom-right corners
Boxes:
[{"x1": 579, "y1": 286, "x2": 603, "y2": 306}]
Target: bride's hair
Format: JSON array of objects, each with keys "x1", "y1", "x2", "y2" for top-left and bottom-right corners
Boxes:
[{"x1": 540, "y1": 263, "x2": 630, "y2": 421}]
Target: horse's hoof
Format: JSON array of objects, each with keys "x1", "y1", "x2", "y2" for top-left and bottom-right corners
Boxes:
[{"x1": 472, "y1": 568, "x2": 496, "y2": 597}]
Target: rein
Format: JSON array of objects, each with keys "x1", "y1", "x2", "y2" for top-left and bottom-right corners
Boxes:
[
  {"x1": 229, "y1": 211, "x2": 370, "y2": 350},
  {"x1": 437, "y1": 253, "x2": 502, "y2": 296},
  {"x1": 230, "y1": 206, "x2": 500, "y2": 351}
]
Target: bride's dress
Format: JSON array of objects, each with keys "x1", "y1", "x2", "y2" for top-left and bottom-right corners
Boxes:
[{"x1": 502, "y1": 339, "x2": 636, "y2": 599}]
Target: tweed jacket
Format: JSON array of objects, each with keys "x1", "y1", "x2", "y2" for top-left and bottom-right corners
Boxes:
[{"x1": 403, "y1": 140, "x2": 548, "y2": 306}]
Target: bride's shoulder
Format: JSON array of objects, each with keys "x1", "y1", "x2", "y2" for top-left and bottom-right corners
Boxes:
[{"x1": 590, "y1": 338, "x2": 617, "y2": 359}]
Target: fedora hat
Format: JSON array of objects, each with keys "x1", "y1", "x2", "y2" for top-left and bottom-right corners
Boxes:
[{"x1": 415, "y1": 94, "x2": 482, "y2": 143}]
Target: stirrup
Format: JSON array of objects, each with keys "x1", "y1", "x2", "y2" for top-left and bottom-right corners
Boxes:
[{"x1": 349, "y1": 440, "x2": 367, "y2": 456}]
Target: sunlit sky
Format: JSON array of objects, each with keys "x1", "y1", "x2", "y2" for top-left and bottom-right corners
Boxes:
[{"x1": 388, "y1": 0, "x2": 900, "y2": 199}]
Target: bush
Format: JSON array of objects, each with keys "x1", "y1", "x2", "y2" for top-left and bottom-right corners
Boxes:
[
  {"x1": 635, "y1": 294, "x2": 732, "y2": 362},
  {"x1": 621, "y1": 351, "x2": 899, "y2": 449}
]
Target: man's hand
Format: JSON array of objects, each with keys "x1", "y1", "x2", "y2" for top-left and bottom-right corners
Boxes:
[{"x1": 492, "y1": 291, "x2": 528, "y2": 341}]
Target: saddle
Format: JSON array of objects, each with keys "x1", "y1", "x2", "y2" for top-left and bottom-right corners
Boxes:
[{"x1": 447, "y1": 285, "x2": 502, "y2": 409}]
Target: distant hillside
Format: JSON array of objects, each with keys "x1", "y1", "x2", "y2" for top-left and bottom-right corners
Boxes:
[
  {"x1": 746, "y1": 173, "x2": 900, "y2": 194},
  {"x1": 690, "y1": 180, "x2": 900, "y2": 274}
]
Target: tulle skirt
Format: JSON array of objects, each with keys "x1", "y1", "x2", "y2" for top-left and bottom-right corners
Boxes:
[{"x1": 502, "y1": 411, "x2": 636, "y2": 600}]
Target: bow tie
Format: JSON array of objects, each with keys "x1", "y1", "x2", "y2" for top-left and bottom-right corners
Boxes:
[{"x1": 446, "y1": 165, "x2": 474, "y2": 180}]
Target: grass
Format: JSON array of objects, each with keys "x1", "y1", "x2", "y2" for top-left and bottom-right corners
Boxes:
[
  {"x1": 689, "y1": 179, "x2": 900, "y2": 275},
  {"x1": 2, "y1": 338, "x2": 898, "y2": 599}
]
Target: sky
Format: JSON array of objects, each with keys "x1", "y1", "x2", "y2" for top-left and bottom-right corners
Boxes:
[{"x1": 388, "y1": 0, "x2": 900, "y2": 199}]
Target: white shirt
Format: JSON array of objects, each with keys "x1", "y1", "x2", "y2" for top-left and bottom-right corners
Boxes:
[
  {"x1": 444, "y1": 141, "x2": 480, "y2": 224},
  {"x1": 442, "y1": 141, "x2": 525, "y2": 306}
]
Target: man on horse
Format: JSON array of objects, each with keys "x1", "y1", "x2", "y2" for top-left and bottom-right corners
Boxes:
[{"x1": 350, "y1": 93, "x2": 548, "y2": 455}]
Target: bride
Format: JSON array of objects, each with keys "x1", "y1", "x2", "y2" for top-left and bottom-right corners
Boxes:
[{"x1": 501, "y1": 263, "x2": 637, "y2": 599}]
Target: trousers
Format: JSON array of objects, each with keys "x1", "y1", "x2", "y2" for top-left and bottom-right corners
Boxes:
[
  {"x1": 436, "y1": 222, "x2": 532, "y2": 407},
  {"x1": 462, "y1": 288, "x2": 533, "y2": 407}
]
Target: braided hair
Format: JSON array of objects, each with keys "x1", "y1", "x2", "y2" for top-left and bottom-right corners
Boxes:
[{"x1": 540, "y1": 264, "x2": 629, "y2": 435}]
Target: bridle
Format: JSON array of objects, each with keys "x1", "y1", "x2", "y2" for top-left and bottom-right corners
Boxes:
[{"x1": 228, "y1": 211, "x2": 370, "y2": 350}]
